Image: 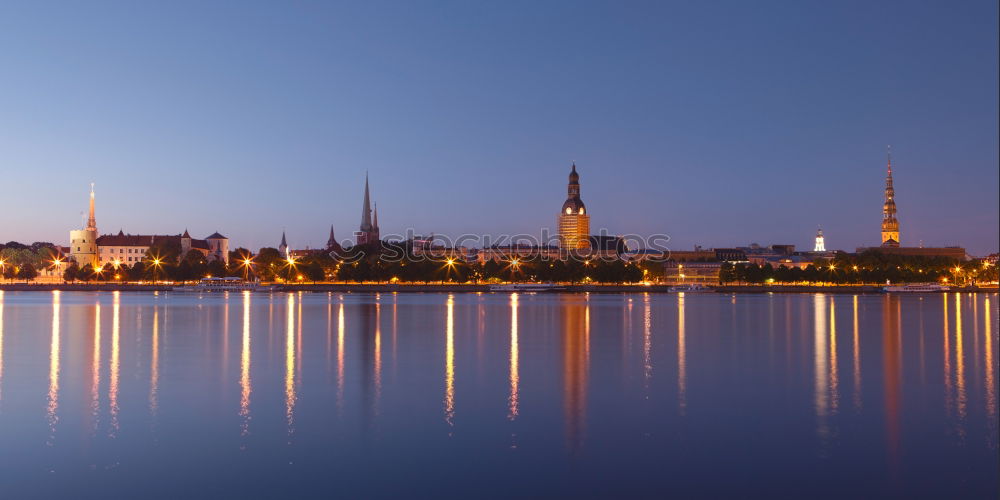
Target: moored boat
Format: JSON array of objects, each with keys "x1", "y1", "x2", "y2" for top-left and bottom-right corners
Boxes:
[
  {"x1": 173, "y1": 277, "x2": 276, "y2": 292},
  {"x1": 488, "y1": 283, "x2": 566, "y2": 292},
  {"x1": 882, "y1": 283, "x2": 950, "y2": 293},
  {"x1": 667, "y1": 283, "x2": 713, "y2": 293}
]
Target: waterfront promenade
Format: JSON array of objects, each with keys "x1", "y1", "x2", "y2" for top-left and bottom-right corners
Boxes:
[{"x1": 1, "y1": 282, "x2": 995, "y2": 293}]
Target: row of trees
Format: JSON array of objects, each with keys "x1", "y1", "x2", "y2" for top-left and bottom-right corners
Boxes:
[
  {"x1": 719, "y1": 251, "x2": 997, "y2": 285},
  {"x1": 49, "y1": 241, "x2": 651, "y2": 284}
]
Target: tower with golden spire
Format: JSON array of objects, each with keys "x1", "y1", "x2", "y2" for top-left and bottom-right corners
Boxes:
[
  {"x1": 69, "y1": 183, "x2": 100, "y2": 269},
  {"x1": 557, "y1": 163, "x2": 591, "y2": 250},
  {"x1": 881, "y1": 147, "x2": 900, "y2": 247}
]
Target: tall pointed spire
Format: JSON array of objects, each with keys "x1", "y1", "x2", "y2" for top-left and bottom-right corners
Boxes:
[
  {"x1": 86, "y1": 182, "x2": 97, "y2": 231},
  {"x1": 360, "y1": 172, "x2": 373, "y2": 232},
  {"x1": 326, "y1": 225, "x2": 336, "y2": 249},
  {"x1": 881, "y1": 146, "x2": 900, "y2": 247},
  {"x1": 373, "y1": 202, "x2": 379, "y2": 231},
  {"x1": 279, "y1": 230, "x2": 289, "y2": 257}
]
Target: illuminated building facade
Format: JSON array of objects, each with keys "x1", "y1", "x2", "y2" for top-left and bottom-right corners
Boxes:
[
  {"x1": 95, "y1": 230, "x2": 229, "y2": 267},
  {"x1": 881, "y1": 149, "x2": 900, "y2": 247},
  {"x1": 557, "y1": 163, "x2": 590, "y2": 250}
]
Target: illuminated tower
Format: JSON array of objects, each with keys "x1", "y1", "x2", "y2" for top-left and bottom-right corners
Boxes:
[
  {"x1": 881, "y1": 148, "x2": 900, "y2": 247},
  {"x1": 69, "y1": 183, "x2": 99, "y2": 269},
  {"x1": 355, "y1": 173, "x2": 380, "y2": 246},
  {"x1": 814, "y1": 227, "x2": 826, "y2": 252},
  {"x1": 557, "y1": 163, "x2": 591, "y2": 250}
]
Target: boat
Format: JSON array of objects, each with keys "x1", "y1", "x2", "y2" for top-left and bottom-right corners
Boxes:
[
  {"x1": 173, "y1": 277, "x2": 276, "y2": 292},
  {"x1": 882, "y1": 283, "x2": 950, "y2": 293},
  {"x1": 668, "y1": 283, "x2": 713, "y2": 293},
  {"x1": 488, "y1": 283, "x2": 566, "y2": 293}
]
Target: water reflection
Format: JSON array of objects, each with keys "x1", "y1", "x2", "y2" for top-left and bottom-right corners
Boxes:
[
  {"x1": 883, "y1": 294, "x2": 902, "y2": 472},
  {"x1": 337, "y1": 300, "x2": 345, "y2": 413},
  {"x1": 91, "y1": 302, "x2": 101, "y2": 434},
  {"x1": 814, "y1": 294, "x2": 829, "y2": 424},
  {"x1": 285, "y1": 293, "x2": 296, "y2": 437},
  {"x1": 46, "y1": 291, "x2": 60, "y2": 445},
  {"x1": 110, "y1": 291, "x2": 120, "y2": 437},
  {"x1": 0, "y1": 291, "x2": 4, "y2": 405},
  {"x1": 955, "y1": 294, "x2": 966, "y2": 423},
  {"x1": 986, "y1": 297, "x2": 995, "y2": 421},
  {"x1": 563, "y1": 295, "x2": 589, "y2": 452},
  {"x1": 508, "y1": 293, "x2": 519, "y2": 421},
  {"x1": 829, "y1": 297, "x2": 839, "y2": 414},
  {"x1": 677, "y1": 292, "x2": 686, "y2": 414},
  {"x1": 0, "y1": 291, "x2": 994, "y2": 498},
  {"x1": 150, "y1": 306, "x2": 160, "y2": 417},
  {"x1": 240, "y1": 291, "x2": 251, "y2": 438},
  {"x1": 643, "y1": 293, "x2": 652, "y2": 385},
  {"x1": 852, "y1": 296, "x2": 861, "y2": 411},
  {"x1": 444, "y1": 294, "x2": 455, "y2": 426}
]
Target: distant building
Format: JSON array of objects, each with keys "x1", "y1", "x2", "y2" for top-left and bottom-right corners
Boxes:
[
  {"x1": 96, "y1": 230, "x2": 229, "y2": 266},
  {"x1": 355, "y1": 174, "x2": 380, "y2": 246},
  {"x1": 67, "y1": 184, "x2": 229, "y2": 267},
  {"x1": 278, "y1": 230, "x2": 288, "y2": 258},
  {"x1": 664, "y1": 262, "x2": 721, "y2": 284},
  {"x1": 857, "y1": 149, "x2": 966, "y2": 260},
  {"x1": 814, "y1": 228, "x2": 826, "y2": 252},
  {"x1": 557, "y1": 163, "x2": 590, "y2": 250},
  {"x1": 881, "y1": 148, "x2": 900, "y2": 247}
]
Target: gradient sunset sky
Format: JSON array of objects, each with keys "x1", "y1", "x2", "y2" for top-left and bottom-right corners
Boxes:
[{"x1": 1, "y1": 1, "x2": 997, "y2": 254}]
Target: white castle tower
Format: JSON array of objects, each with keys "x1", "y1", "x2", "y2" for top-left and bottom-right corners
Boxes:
[
  {"x1": 814, "y1": 227, "x2": 826, "y2": 253},
  {"x1": 69, "y1": 183, "x2": 100, "y2": 269}
]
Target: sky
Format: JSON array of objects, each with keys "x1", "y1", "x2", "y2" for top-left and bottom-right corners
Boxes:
[{"x1": 0, "y1": 1, "x2": 997, "y2": 255}]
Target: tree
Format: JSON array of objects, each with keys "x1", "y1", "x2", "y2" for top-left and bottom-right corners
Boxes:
[
  {"x1": 303, "y1": 261, "x2": 325, "y2": 283},
  {"x1": 206, "y1": 260, "x2": 227, "y2": 278},
  {"x1": 63, "y1": 262, "x2": 80, "y2": 282},
  {"x1": 719, "y1": 262, "x2": 736, "y2": 284},
  {"x1": 77, "y1": 264, "x2": 95, "y2": 282},
  {"x1": 16, "y1": 263, "x2": 38, "y2": 282}
]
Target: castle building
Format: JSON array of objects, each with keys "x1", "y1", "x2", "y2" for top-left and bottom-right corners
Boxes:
[
  {"x1": 68, "y1": 184, "x2": 100, "y2": 269},
  {"x1": 68, "y1": 184, "x2": 229, "y2": 268},
  {"x1": 355, "y1": 174, "x2": 380, "y2": 246},
  {"x1": 557, "y1": 163, "x2": 591, "y2": 250},
  {"x1": 95, "y1": 230, "x2": 228, "y2": 266},
  {"x1": 881, "y1": 148, "x2": 900, "y2": 247},
  {"x1": 814, "y1": 227, "x2": 826, "y2": 252}
]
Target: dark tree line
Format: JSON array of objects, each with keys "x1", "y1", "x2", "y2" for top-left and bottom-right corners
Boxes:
[{"x1": 719, "y1": 250, "x2": 996, "y2": 285}]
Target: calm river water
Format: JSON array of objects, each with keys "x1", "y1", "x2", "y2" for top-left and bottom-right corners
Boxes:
[{"x1": 0, "y1": 290, "x2": 996, "y2": 498}]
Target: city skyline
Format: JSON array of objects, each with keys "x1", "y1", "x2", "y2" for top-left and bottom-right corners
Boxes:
[{"x1": 0, "y1": 2, "x2": 997, "y2": 254}]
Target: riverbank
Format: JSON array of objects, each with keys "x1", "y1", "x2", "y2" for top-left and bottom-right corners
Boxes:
[{"x1": 1, "y1": 283, "x2": 996, "y2": 293}]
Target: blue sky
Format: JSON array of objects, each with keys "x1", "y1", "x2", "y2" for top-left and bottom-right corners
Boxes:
[{"x1": 1, "y1": 1, "x2": 997, "y2": 254}]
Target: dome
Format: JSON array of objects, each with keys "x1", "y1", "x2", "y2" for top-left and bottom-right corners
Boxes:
[{"x1": 562, "y1": 197, "x2": 586, "y2": 214}]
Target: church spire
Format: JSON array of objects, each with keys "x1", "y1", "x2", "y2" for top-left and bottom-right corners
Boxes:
[
  {"x1": 279, "y1": 230, "x2": 289, "y2": 257},
  {"x1": 326, "y1": 225, "x2": 336, "y2": 249},
  {"x1": 86, "y1": 182, "x2": 97, "y2": 231},
  {"x1": 373, "y1": 202, "x2": 379, "y2": 231},
  {"x1": 881, "y1": 146, "x2": 900, "y2": 247},
  {"x1": 360, "y1": 172, "x2": 373, "y2": 232}
]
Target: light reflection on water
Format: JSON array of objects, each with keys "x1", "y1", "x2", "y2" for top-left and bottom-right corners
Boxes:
[{"x1": 0, "y1": 290, "x2": 995, "y2": 498}]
